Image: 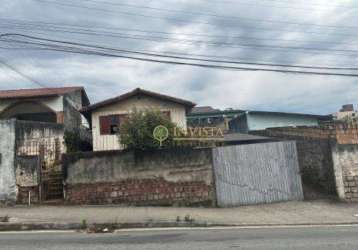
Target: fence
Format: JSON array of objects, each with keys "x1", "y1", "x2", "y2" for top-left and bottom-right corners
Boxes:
[
  {"x1": 212, "y1": 141, "x2": 304, "y2": 207},
  {"x1": 63, "y1": 148, "x2": 215, "y2": 205},
  {"x1": 63, "y1": 141, "x2": 304, "y2": 207},
  {"x1": 16, "y1": 137, "x2": 63, "y2": 171}
]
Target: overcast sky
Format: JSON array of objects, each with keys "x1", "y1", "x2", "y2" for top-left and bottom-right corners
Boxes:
[{"x1": 1, "y1": 0, "x2": 358, "y2": 114}]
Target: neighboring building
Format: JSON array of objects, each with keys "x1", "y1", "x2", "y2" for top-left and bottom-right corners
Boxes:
[
  {"x1": 0, "y1": 86, "x2": 90, "y2": 204},
  {"x1": 0, "y1": 86, "x2": 90, "y2": 130},
  {"x1": 187, "y1": 106, "x2": 244, "y2": 132},
  {"x1": 229, "y1": 110, "x2": 331, "y2": 133},
  {"x1": 81, "y1": 88, "x2": 196, "y2": 151},
  {"x1": 333, "y1": 104, "x2": 358, "y2": 121}
]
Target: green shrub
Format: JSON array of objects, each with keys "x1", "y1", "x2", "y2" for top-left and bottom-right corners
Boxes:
[
  {"x1": 119, "y1": 109, "x2": 177, "y2": 150},
  {"x1": 64, "y1": 129, "x2": 92, "y2": 153}
]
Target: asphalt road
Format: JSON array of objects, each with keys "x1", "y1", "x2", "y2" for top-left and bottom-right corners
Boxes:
[{"x1": 1, "y1": 226, "x2": 358, "y2": 250}]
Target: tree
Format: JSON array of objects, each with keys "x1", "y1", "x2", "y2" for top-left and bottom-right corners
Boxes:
[{"x1": 118, "y1": 109, "x2": 177, "y2": 150}]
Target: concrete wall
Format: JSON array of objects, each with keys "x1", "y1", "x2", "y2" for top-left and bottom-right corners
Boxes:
[
  {"x1": 64, "y1": 90, "x2": 85, "y2": 110},
  {"x1": 91, "y1": 95, "x2": 188, "y2": 151},
  {"x1": 63, "y1": 97, "x2": 82, "y2": 131},
  {"x1": 295, "y1": 140, "x2": 335, "y2": 194},
  {"x1": 251, "y1": 127, "x2": 336, "y2": 197},
  {"x1": 15, "y1": 156, "x2": 40, "y2": 204},
  {"x1": 332, "y1": 144, "x2": 358, "y2": 202},
  {"x1": 63, "y1": 148, "x2": 214, "y2": 206},
  {"x1": 0, "y1": 120, "x2": 17, "y2": 204}
]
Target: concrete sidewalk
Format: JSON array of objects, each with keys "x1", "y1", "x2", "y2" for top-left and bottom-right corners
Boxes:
[{"x1": 1, "y1": 200, "x2": 358, "y2": 230}]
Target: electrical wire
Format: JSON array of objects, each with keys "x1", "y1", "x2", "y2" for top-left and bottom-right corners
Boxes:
[
  {"x1": 69, "y1": 0, "x2": 358, "y2": 29},
  {"x1": 3, "y1": 33, "x2": 358, "y2": 70},
  {"x1": 34, "y1": 0, "x2": 358, "y2": 37},
  {"x1": 2, "y1": 33, "x2": 358, "y2": 77},
  {"x1": 2, "y1": 22, "x2": 358, "y2": 57},
  {"x1": 0, "y1": 57, "x2": 47, "y2": 88}
]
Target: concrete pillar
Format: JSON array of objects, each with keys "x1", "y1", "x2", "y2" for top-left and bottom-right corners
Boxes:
[
  {"x1": 0, "y1": 119, "x2": 17, "y2": 205},
  {"x1": 331, "y1": 144, "x2": 346, "y2": 200}
]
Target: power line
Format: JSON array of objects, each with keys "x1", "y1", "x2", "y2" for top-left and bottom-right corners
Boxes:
[
  {"x1": 71, "y1": 0, "x2": 358, "y2": 30},
  {"x1": 4, "y1": 17, "x2": 358, "y2": 46},
  {"x1": 2, "y1": 26, "x2": 358, "y2": 57},
  {"x1": 2, "y1": 33, "x2": 358, "y2": 77},
  {"x1": 3, "y1": 18, "x2": 358, "y2": 65},
  {"x1": 3, "y1": 33, "x2": 358, "y2": 70},
  {"x1": 245, "y1": 0, "x2": 358, "y2": 9},
  {"x1": 172, "y1": 0, "x2": 358, "y2": 11},
  {"x1": 2, "y1": 38, "x2": 355, "y2": 69},
  {"x1": 0, "y1": 57, "x2": 47, "y2": 88},
  {"x1": 2, "y1": 19, "x2": 358, "y2": 57},
  {"x1": 33, "y1": 0, "x2": 358, "y2": 37}
]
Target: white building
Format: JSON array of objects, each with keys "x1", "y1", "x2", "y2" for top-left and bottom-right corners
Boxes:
[
  {"x1": 0, "y1": 86, "x2": 89, "y2": 130},
  {"x1": 334, "y1": 104, "x2": 358, "y2": 121},
  {"x1": 82, "y1": 88, "x2": 196, "y2": 151}
]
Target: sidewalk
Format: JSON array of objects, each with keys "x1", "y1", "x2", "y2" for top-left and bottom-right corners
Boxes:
[{"x1": 1, "y1": 200, "x2": 358, "y2": 230}]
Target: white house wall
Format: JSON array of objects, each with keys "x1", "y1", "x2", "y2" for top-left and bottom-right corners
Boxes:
[{"x1": 92, "y1": 95, "x2": 188, "y2": 151}]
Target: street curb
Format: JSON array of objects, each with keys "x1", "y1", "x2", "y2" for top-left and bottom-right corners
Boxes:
[{"x1": 1, "y1": 221, "x2": 358, "y2": 232}]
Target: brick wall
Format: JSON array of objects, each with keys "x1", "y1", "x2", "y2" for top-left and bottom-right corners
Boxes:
[
  {"x1": 66, "y1": 179, "x2": 212, "y2": 206},
  {"x1": 17, "y1": 186, "x2": 40, "y2": 204},
  {"x1": 335, "y1": 124, "x2": 358, "y2": 144},
  {"x1": 343, "y1": 176, "x2": 358, "y2": 202},
  {"x1": 63, "y1": 148, "x2": 215, "y2": 206},
  {"x1": 253, "y1": 123, "x2": 358, "y2": 145},
  {"x1": 332, "y1": 144, "x2": 358, "y2": 202}
]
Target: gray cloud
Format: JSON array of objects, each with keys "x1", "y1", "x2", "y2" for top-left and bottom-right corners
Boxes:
[{"x1": 0, "y1": 0, "x2": 357, "y2": 114}]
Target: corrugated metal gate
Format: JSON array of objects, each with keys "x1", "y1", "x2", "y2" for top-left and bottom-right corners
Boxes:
[{"x1": 212, "y1": 141, "x2": 303, "y2": 207}]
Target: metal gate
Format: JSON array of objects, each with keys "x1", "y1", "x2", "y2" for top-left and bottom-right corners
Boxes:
[
  {"x1": 212, "y1": 141, "x2": 304, "y2": 207},
  {"x1": 16, "y1": 137, "x2": 64, "y2": 201}
]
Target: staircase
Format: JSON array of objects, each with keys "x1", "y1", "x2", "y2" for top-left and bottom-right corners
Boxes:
[{"x1": 43, "y1": 171, "x2": 64, "y2": 201}]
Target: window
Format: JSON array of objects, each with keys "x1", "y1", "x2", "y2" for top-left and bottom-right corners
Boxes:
[
  {"x1": 161, "y1": 111, "x2": 171, "y2": 120},
  {"x1": 99, "y1": 114, "x2": 127, "y2": 135}
]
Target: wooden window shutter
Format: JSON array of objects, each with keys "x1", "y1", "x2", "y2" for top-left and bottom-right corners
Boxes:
[
  {"x1": 162, "y1": 111, "x2": 171, "y2": 120},
  {"x1": 99, "y1": 116, "x2": 111, "y2": 135}
]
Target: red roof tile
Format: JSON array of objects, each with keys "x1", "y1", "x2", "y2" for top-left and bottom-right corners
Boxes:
[{"x1": 0, "y1": 86, "x2": 85, "y2": 99}]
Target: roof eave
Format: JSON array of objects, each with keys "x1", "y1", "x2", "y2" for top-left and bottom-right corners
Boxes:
[{"x1": 82, "y1": 88, "x2": 196, "y2": 113}]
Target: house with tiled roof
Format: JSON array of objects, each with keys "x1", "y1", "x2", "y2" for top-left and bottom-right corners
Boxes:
[
  {"x1": 0, "y1": 86, "x2": 90, "y2": 130},
  {"x1": 0, "y1": 86, "x2": 91, "y2": 204},
  {"x1": 81, "y1": 88, "x2": 196, "y2": 151}
]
